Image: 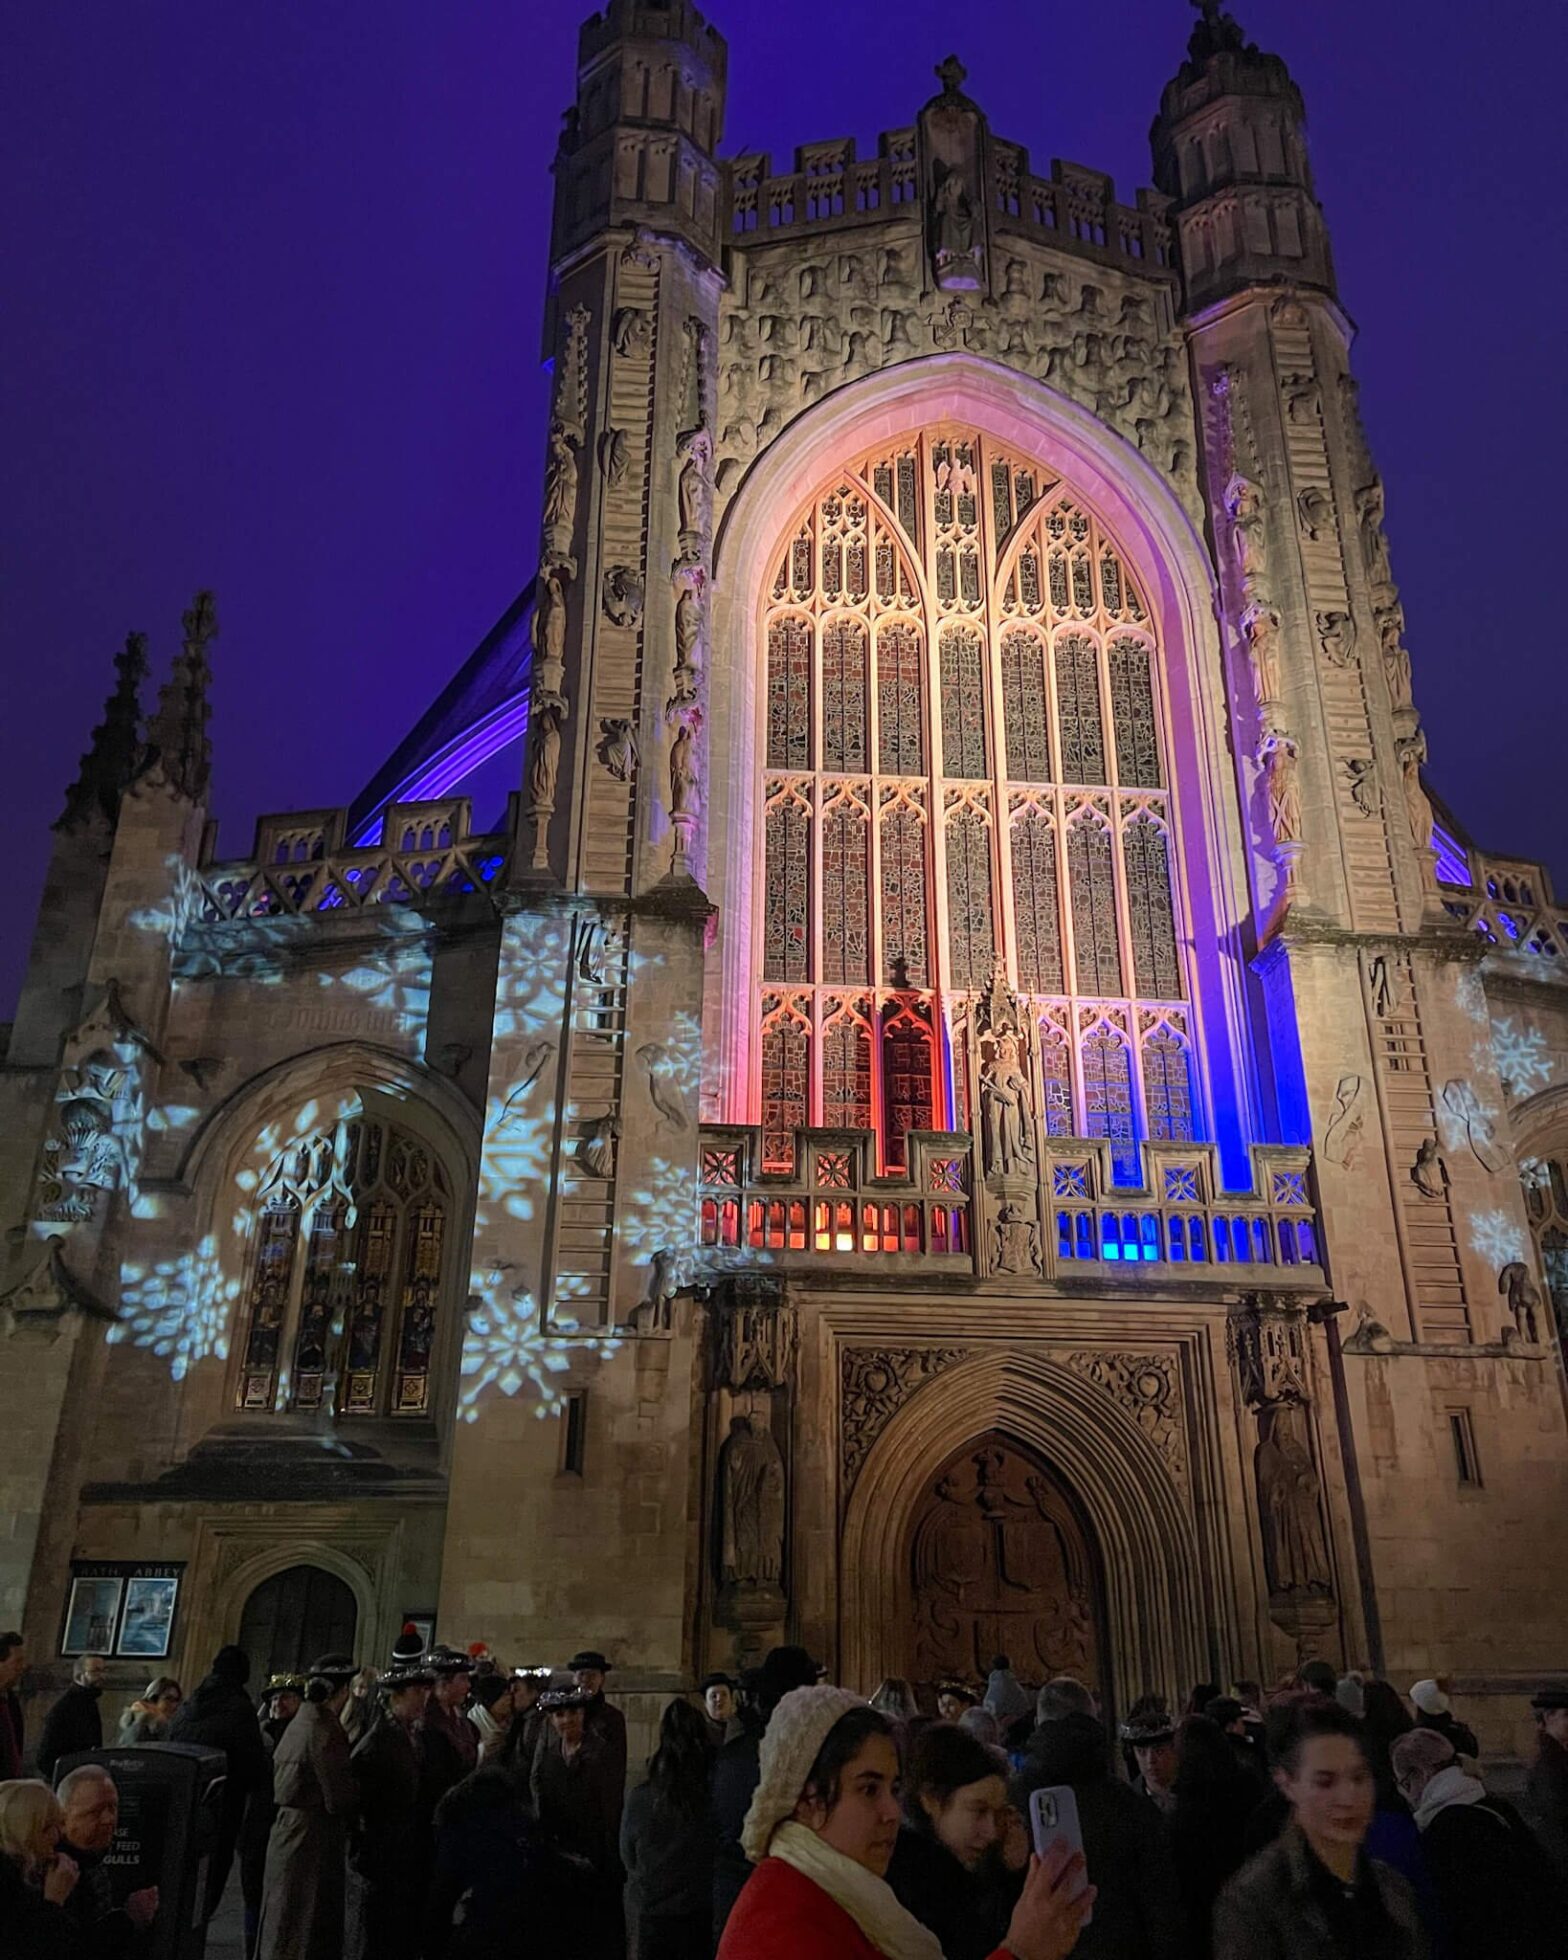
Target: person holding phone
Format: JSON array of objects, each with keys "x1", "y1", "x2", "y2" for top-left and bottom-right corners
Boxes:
[
  {"x1": 717, "y1": 1685, "x2": 1092, "y2": 1959},
  {"x1": 1213, "y1": 1702, "x2": 1425, "y2": 1959},
  {"x1": 886, "y1": 1723, "x2": 1023, "y2": 1959}
]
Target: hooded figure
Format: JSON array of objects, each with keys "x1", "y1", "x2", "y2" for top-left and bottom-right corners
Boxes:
[{"x1": 166, "y1": 1644, "x2": 270, "y2": 1919}]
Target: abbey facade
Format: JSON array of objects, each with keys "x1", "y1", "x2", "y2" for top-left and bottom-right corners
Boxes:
[{"x1": 4, "y1": 0, "x2": 1567, "y2": 1758}]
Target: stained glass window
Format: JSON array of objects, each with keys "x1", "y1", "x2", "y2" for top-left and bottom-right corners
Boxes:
[
  {"x1": 761, "y1": 1005, "x2": 810, "y2": 1171},
  {"x1": 1001, "y1": 630, "x2": 1052, "y2": 782},
  {"x1": 235, "y1": 1114, "x2": 449, "y2": 1418},
  {"x1": 1055, "y1": 635, "x2": 1107, "y2": 785},
  {"x1": 1123, "y1": 812, "x2": 1181, "y2": 999},
  {"x1": 1011, "y1": 803, "x2": 1064, "y2": 994},
  {"x1": 1109, "y1": 638, "x2": 1161, "y2": 788},
  {"x1": 821, "y1": 793, "x2": 870, "y2": 984},
  {"x1": 822, "y1": 1006, "x2": 874, "y2": 1130},
  {"x1": 945, "y1": 802, "x2": 996, "y2": 991},
  {"x1": 880, "y1": 796, "x2": 929, "y2": 988},
  {"x1": 877, "y1": 625, "x2": 925, "y2": 775},
  {"x1": 1082, "y1": 1026, "x2": 1138, "y2": 1182},
  {"x1": 756, "y1": 431, "x2": 1196, "y2": 1173},
  {"x1": 822, "y1": 619, "x2": 869, "y2": 772},
  {"x1": 763, "y1": 788, "x2": 811, "y2": 981},
  {"x1": 882, "y1": 1012, "x2": 934, "y2": 1171},
  {"x1": 767, "y1": 616, "x2": 811, "y2": 770},
  {"x1": 939, "y1": 628, "x2": 988, "y2": 778},
  {"x1": 1143, "y1": 1029, "x2": 1195, "y2": 1142},
  {"x1": 1067, "y1": 809, "x2": 1123, "y2": 995}
]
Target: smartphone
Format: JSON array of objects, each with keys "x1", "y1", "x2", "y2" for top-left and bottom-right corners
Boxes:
[{"x1": 1028, "y1": 1784, "x2": 1092, "y2": 1925}]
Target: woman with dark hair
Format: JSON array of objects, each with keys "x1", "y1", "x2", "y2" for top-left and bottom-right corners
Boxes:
[
  {"x1": 621, "y1": 1698, "x2": 718, "y2": 1959},
  {"x1": 1167, "y1": 1717, "x2": 1253, "y2": 1959},
  {"x1": 716, "y1": 1686, "x2": 1091, "y2": 1959},
  {"x1": 885, "y1": 1721, "x2": 1021, "y2": 1960},
  {"x1": 1214, "y1": 1702, "x2": 1425, "y2": 1959}
]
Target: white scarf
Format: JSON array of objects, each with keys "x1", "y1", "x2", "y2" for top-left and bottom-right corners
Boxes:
[
  {"x1": 768, "y1": 1821, "x2": 944, "y2": 1960},
  {"x1": 1413, "y1": 1761, "x2": 1487, "y2": 1831}
]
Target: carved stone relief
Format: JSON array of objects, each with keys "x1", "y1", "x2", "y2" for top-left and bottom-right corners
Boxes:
[
  {"x1": 841, "y1": 1346, "x2": 969, "y2": 1490},
  {"x1": 601, "y1": 564, "x2": 644, "y2": 628},
  {"x1": 596, "y1": 718, "x2": 638, "y2": 782},
  {"x1": 719, "y1": 1413, "x2": 786, "y2": 1586},
  {"x1": 1498, "y1": 1262, "x2": 1543, "y2": 1344},
  {"x1": 1227, "y1": 1296, "x2": 1334, "y2": 1609}
]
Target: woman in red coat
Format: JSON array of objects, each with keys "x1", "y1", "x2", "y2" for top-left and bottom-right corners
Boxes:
[{"x1": 716, "y1": 1686, "x2": 1092, "y2": 1960}]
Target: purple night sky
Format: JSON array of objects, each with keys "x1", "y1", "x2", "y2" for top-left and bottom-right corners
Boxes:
[{"x1": 4, "y1": 0, "x2": 1564, "y2": 1016}]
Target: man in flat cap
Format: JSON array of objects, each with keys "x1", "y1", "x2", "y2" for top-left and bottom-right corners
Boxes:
[
  {"x1": 1120, "y1": 1706, "x2": 1179, "y2": 1815},
  {"x1": 255, "y1": 1653, "x2": 361, "y2": 1960},
  {"x1": 417, "y1": 1645, "x2": 479, "y2": 1817},
  {"x1": 346, "y1": 1654, "x2": 434, "y2": 1960},
  {"x1": 1529, "y1": 1685, "x2": 1568, "y2": 1879}
]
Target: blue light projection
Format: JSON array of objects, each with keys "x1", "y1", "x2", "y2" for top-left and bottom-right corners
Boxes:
[
  {"x1": 457, "y1": 1275, "x2": 619, "y2": 1422},
  {"x1": 1468, "y1": 1207, "x2": 1529, "y2": 1269},
  {"x1": 1490, "y1": 1016, "x2": 1553, "y2": 1097},
  {"x1": 109, "y1": 1234, "x2": 238, "y2": 1381}
]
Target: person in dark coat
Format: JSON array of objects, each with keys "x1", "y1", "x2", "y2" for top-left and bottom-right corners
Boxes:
[
  {"x1": 1527, "y1": 1685, "x2": 1568, "y2": 1881},
  {"x1": 566, "y1": 1649, "x2": 629, "y2": 1789},
  {"x1": 493, "y1": 1668, "x2": 551, "y2": 1807},
  {"x1": 254, "y1": 1653, "x2": 360, "y2": 1960},
  {"x1": 346, "y1": 1657, "x2": 433, "y2": 1960},
  {"x1": 0, "y1": 1631, "x2": 29, "y2": 1780},
  {"x1": 533, "y1": 1688, "x2": 626, "y2": 1959},
  {"x1": 1167, "y1": 1717, "x2": 1253, "y2": 1959},
  {"x1": 36, "y1": 1654, "x2": 106, "y2": 1780},
  {"x1": 238, "y1": 1676, "x2": 303, "y2": 1958},
  {"x1": 1011, "y1": 1707, "x2": 1184, "y2": 1960},
  {"x1": 885, "y1": 1719, "x2": 1021, "y2": 1960},
  {"x1": 425, "y1": 1764, "x2": 583, "y2": 1960},
  {"x1": 1214, "y1": 1701, "x2": 1424, "y2": 1960},
  {"x1": 167, "y1": 1642, "x2": 270, "y2": 1921},
  {"x1": 418, "y1": 1647, "x2": 479, "y2": 1818},
  {"x1": 1391, "y1": 1725, "x2": 1557, "y2": 1958},
  {"x1": 56, "y1": 1764, "x2": 160, "y2": 1957},
  {"x1": 620, "y1": 1697, "x2": 716, "y2": 1960},
  {"x1": 711, "y1": 1643, "x2": 821, "y2": 1942}
]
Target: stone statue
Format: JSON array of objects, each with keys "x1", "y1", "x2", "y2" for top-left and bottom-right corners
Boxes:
[
  {"x1": 1254, "y1": 1401, "x2": 1332, "y2": 1597},
  {"x1": 531, "y1": 567, "x2": 568, "y2": 681},
  {"x1": 1377, "y1": 604, "x2": 1413, "y2": 710},
  {"x1": 526, "y1": 692, "x2": 566, "y2": 814},
  {"x1": 597, "y1": 717, "x2": 638, "y2": 782},
  {"x1": 1296, "y1": 483, "x2": 1332, "y2": 541},
  {"x1": 1224, "y1": 474, "x2": 1267, "y2": 594},
  {"x1": 1409, "y1": 1136, "x2": 1448, "y2": 1199},
  {"x1": 993, "y1": 1201, "x2": 1042, "y2": 1275},
  {"x1": 720, "y1": 1412, "x2": 786, "y2": 1586},
  {"x1": 610, "y1": 306, "x2": 649, "y2": 357},
  {"x1": 1239, "y1": 603, "x2": 1282, "y2": 706},
  {"x1": 1321, "y1": 1074, "x2": 1365, "y2": 1169},
  {"x1": 637, "y1": 1041, "x2": 689, "y2": 1132},
  {"x1": 673, "y1": 582, "x2": 703, "y2": 679},
  {"x1": 541, "y1": 421, "x2": 579, "y2": 553},
  {"x1": 598, "y1": 426, "x2": 628, "y2": 487},
  {"x1": 1396, "y1": 728, "x2": 1433, "y2": 853},
  {"x1": 1345, "y1": 757, "x2": 1380, "y2": 818},
  {"x1": 643, "y1": 1246, "x2": 681, "y2": 1331},
  {"x1": 1258, "y1": 729, "x2": 1301, "y2": 848},
  {"x1": 670, "y1": 720, "x2": 700, "y2": 818},
  {"x1": 979, "y1": 1034, "x2": 1034, "y2": 1178},
  {"x1": 933, "y1": 169, "x2": 977, "y2": 277},
  {"x1": 1315, "y1": 610, "x2": 1356, "y2": 667},
  {"x1": 676, "y1": 428, "x2": 713, "y2": 540},
  {"x1": 578, "y1": 1114, "x2": 619, "y2": 1180},
  {"x1": 1498, "y1": 1262, "x2": 1543, "y2": 1344},
  {"x1": 1355, "y1": 478, "x2": 1393, "y2": 592},
  {"x1": 601, "y1": 565, "x2": 644, "y2": 628}
]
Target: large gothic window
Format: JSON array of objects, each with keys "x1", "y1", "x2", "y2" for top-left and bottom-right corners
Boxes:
[
  {"x1": 234, "y1": 1113, "x2": 449, "y2": 1417},
  {"x1": 758, "y1": 428, "x2": 1193, "y2": 1174}
]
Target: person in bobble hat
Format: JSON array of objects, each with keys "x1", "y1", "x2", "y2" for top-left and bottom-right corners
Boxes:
[
  {"x1": 716, "y1": 1683, "x2": 1093, "y2": 1960},
  {"x1": 346, "y1": 1652, "x2": 436, "y2": 1960}
]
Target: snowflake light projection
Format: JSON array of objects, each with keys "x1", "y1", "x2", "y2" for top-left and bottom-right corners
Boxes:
[
  {"x1": 458, "y1": 1278, "x2": 620, "y2": 1421},
  {"x1": 1521, "y1": 1156, "x2": 1551, "y2": 1194},
  {"x1": 1468, "y1": 1208, "x2": 1529, "y2": 1269},
  {"x1": 1491, "y1": 1017, "x2": 1553, "y2": 1097},
  {"x1": 1453, "y1": 968, "x2": 1489, "y2": 1028},
  {"x1": 109, "y1": 1235, "x2": 238, "y2": 1381}
]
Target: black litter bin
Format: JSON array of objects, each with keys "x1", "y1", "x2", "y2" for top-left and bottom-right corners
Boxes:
[{"x1": 55, "y1": 1742, "x2": 227, "y2": 1960}]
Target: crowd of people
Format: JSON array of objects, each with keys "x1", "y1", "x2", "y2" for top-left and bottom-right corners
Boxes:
[{"x1": 0, "y1": 1621, "x2": 1565, "y2": 1959}]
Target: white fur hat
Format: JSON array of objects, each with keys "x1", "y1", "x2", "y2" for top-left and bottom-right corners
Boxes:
[
  {"x1": 740, "y1": 1684, "x2": 867, "y2": 1863},
  {"x1": 1410, "y1": 1679, "x2": 1450, "y2": 1717}
]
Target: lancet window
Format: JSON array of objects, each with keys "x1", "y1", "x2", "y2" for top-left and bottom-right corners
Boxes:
[
  {"x1": 1523, "y1": 1151, "x2": 1568, "y2": 1350},
  {"x1": 758, "y1": 428, "x2": 1193, "y2": 1175},
  {"x1": 235, "y1": 1113, "x2": 449, "y2": 1417}
]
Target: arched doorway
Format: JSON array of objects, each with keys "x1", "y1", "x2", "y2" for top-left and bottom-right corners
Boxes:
[
  {"x1": 906, "y1": 1431, "x2": 1106, "y2": 1695},
  {"x1": 237, "y1": 1564, "x2": 358, "y2": 1679}
]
